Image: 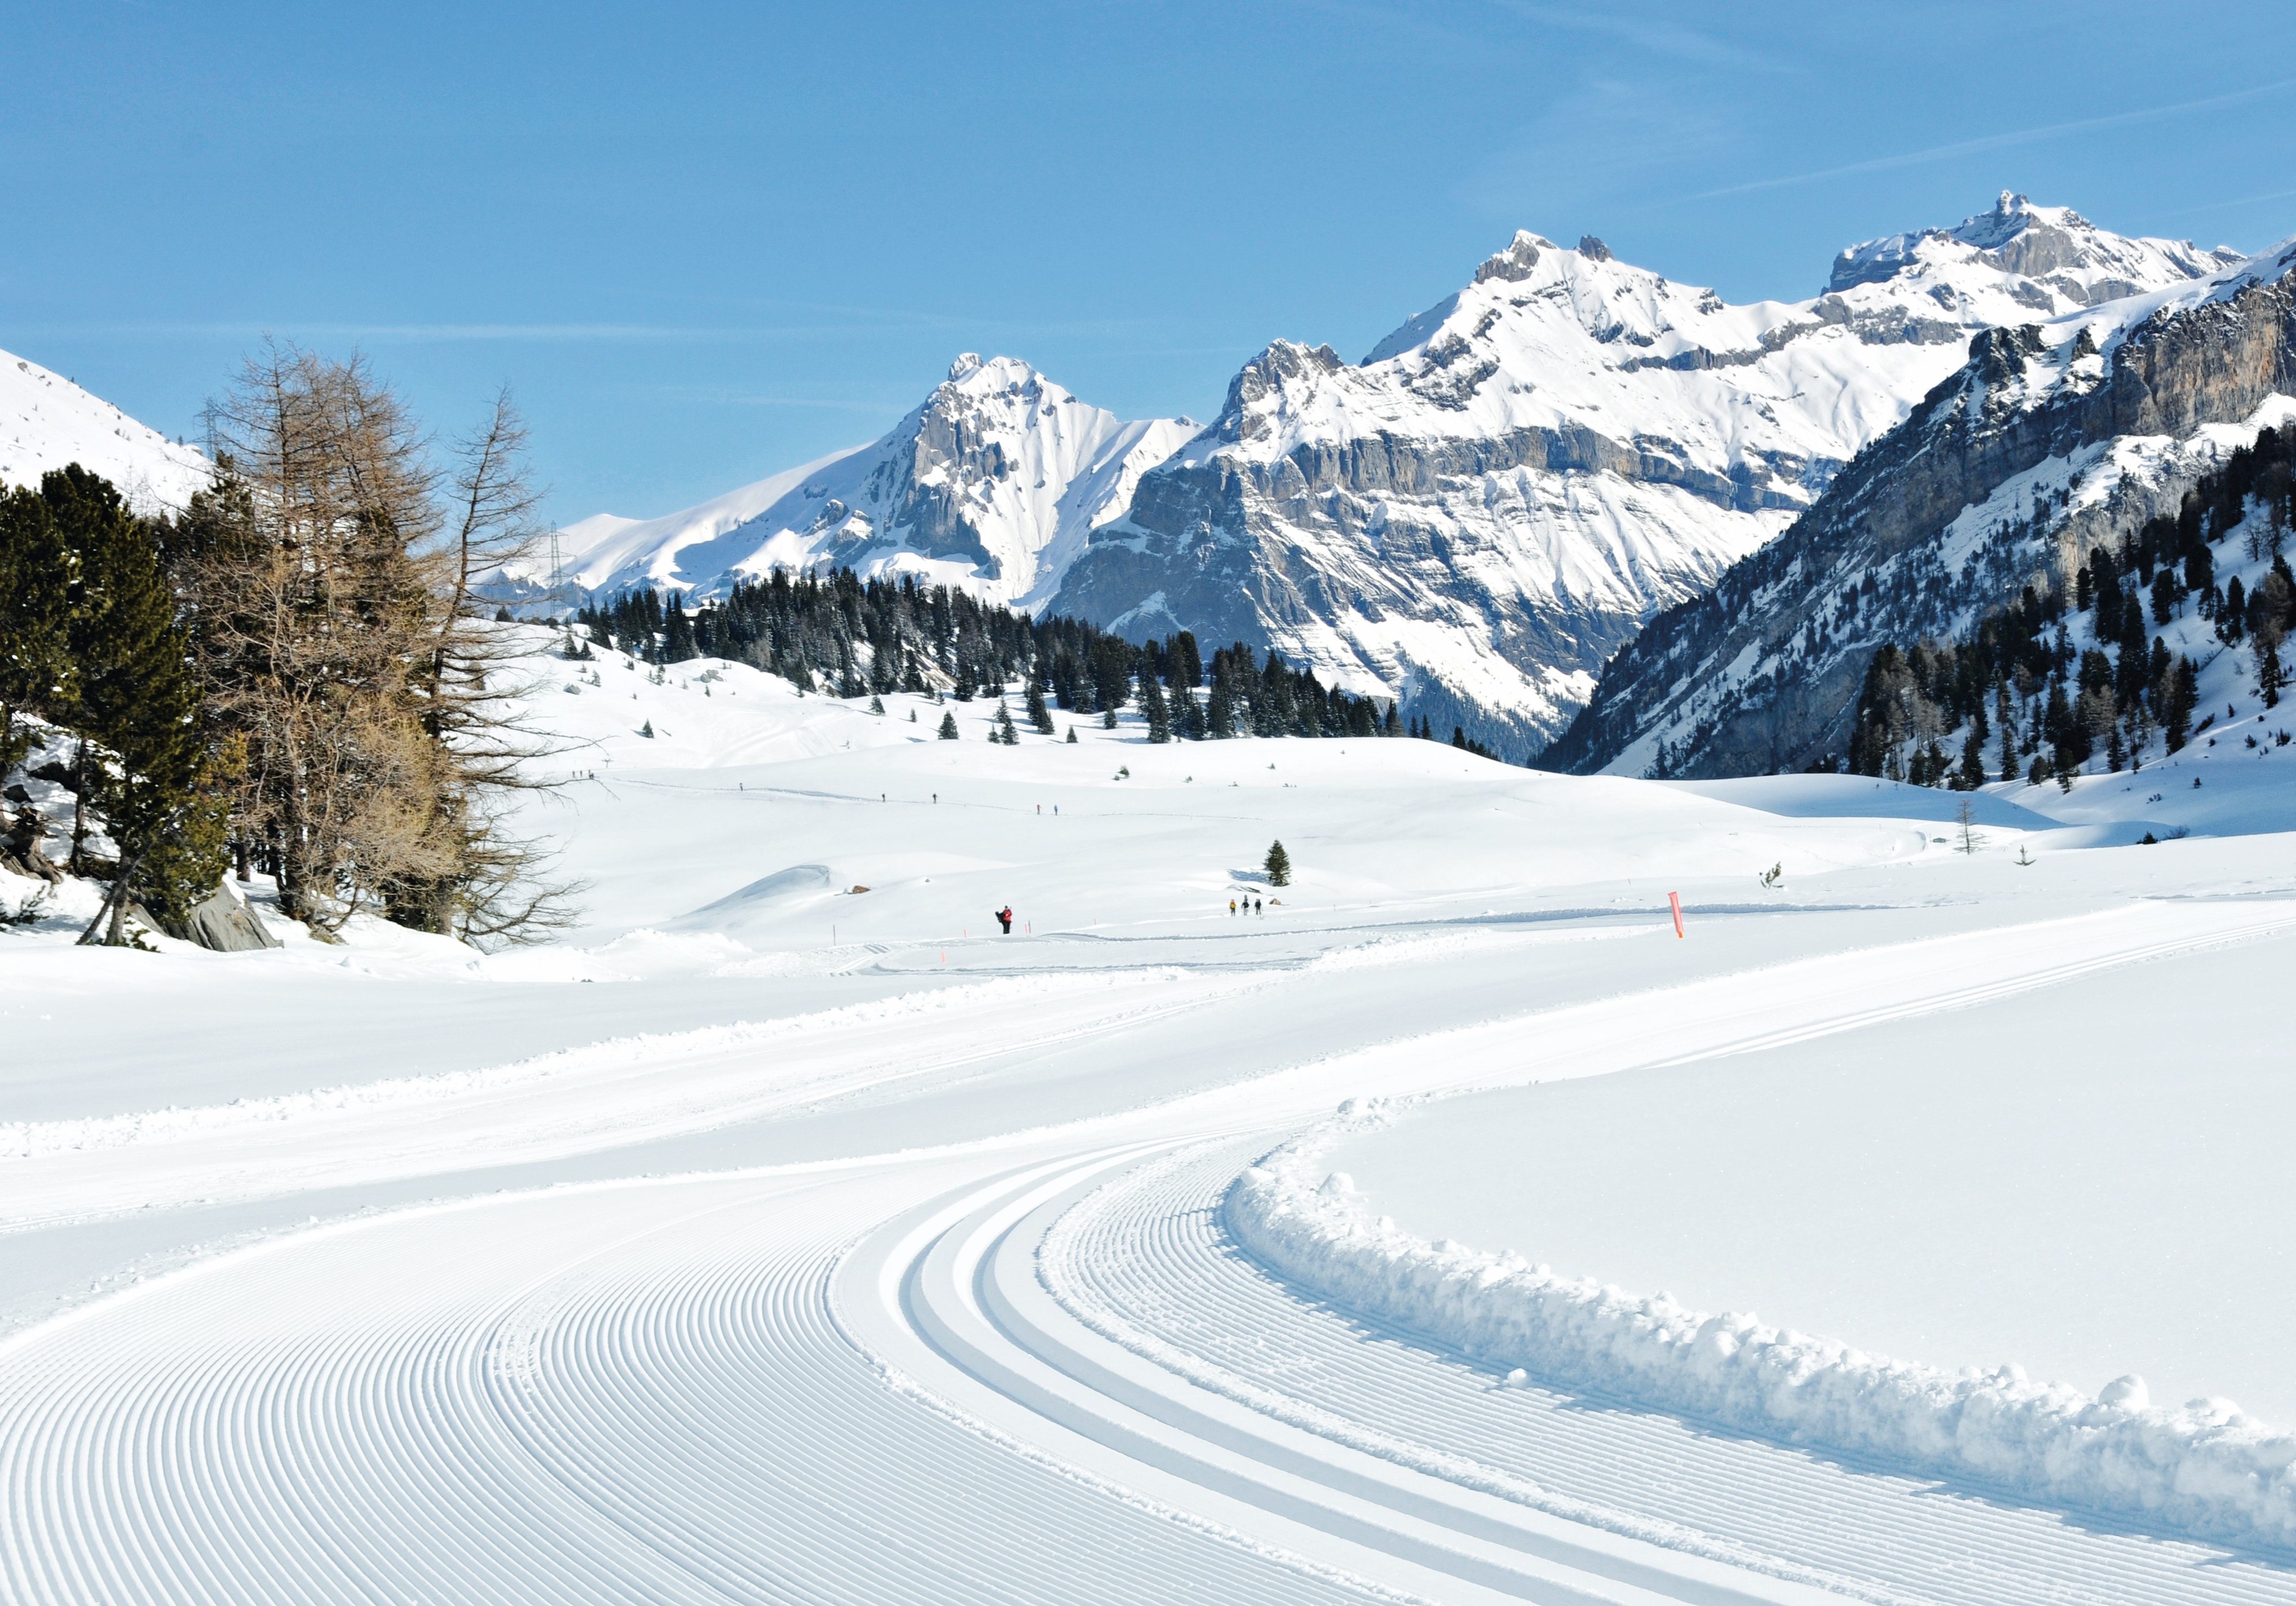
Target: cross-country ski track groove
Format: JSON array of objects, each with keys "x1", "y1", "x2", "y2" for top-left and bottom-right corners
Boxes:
[{"x1": 5, "y1": 899, "x2": 2295, "y2": 1603}]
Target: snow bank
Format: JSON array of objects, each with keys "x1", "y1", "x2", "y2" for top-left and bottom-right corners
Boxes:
[{"x1": 1225, "y1": 1101, "x2": 2296, "y2": 1552}]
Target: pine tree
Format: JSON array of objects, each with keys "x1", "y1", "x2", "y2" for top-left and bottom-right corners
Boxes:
[
  {"x1": 995, "y1": 701, "x2": 1018, "y2": 745},
  {"x1": 639, "y1": 718, "x2": 655, "y2": 738},
  {"x1": 1207, "y1": 681, "x2": 1235, "y2": 738},
  {"x1": 1142, "y1": 674, "x2": 1171, "y2": 743},
  {"x1": 868, "y1": 694, "x2": 885, "y2": 715},
  {"x1": 938, "y1": 711, "x2": 960, "y2": 739},
  {"x1": 0, "y1": 485, "x2": 70, "y2": 778},
  {"x1": 1956, "y1": 723, "x2": 1987, "y2": 791},
  {"x1": 43, "y1": 468, "x2": 232, "y2": 942},
  {"x1": 1026, "y1": 680, "x2": 1054, "y2": 734},
  {"x1": 1065, "y1": 725, "x2": 1078, "y2": 743},
  {"x1": 1263, "y1": 839, "x2": 1291, "y2": 887},
  {"x1": 1101, "y1": 703, "x2": 1118, "y2": 730},
  {"x1": 1383, "y1": 701, "x2": 1401, "y2": 736}
]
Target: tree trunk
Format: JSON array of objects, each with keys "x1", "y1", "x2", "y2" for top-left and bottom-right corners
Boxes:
[
  {"x1": 68, "y1": 739, "x2": 90, "y2": 872},
  {"x1": 76, "y1": 847, "x2": 150, "y2": 947}
]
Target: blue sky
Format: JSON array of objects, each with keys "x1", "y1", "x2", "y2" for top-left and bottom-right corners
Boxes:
[{"x1": 5, "y1": 2, "x2": 2293, "y2": 525}]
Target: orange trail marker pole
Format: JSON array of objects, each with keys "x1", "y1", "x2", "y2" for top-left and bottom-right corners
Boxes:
[{"x1": 1668, "y1": 891, "x2": 1685, "y2": 938}]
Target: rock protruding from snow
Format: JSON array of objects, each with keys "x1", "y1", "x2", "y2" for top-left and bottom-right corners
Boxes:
[
  {"x1": 1227, "y1": 1108, "x2": 2296, "y2": 1552},
  {"x1": 546, "y1": 357, "x2": 1194, "y2": 610},
  {"x1": 0, "y1": 346, "x2": 209, "y2": 513},
  {"x1": 1050, "y1": 200, "x2": 2240, "y2": 753}
]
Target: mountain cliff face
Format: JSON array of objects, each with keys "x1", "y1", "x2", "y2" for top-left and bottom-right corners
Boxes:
[
  {"x1": 1540, "y1": 236, "x2": 2296, "y2": 778},
  {"x1": 0, "y1": 346, "x2": 209, "y2": 511},
  {"x1": 543, "y1": 355, "x2": 1193, "y2": 611},
  {"x1": 1046, "y1": 196, "x2": 2242, "y2": 754}
]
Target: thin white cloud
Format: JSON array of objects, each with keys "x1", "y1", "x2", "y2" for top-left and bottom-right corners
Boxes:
[{"x1": 1689, "y1": 76, "x2": 2296, "y2": 201}]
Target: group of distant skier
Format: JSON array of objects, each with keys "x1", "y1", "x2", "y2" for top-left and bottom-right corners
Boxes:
[{"x1": 1230, "y1": 896, "x2": 1262, "y2": 916}]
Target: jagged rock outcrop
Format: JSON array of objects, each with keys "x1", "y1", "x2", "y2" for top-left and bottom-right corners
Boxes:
[
  {"x1": 1542, "y1": 238, "x2": 2296, "y2": 778},
  {"x1": 1049, "y1": 196, "x2": 2240, "y2": 753}
]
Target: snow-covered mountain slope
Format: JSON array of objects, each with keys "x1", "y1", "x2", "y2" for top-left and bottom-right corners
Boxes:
[
  {"x1": 1544, "y1": 232, "x2": 2296, "y2": 778},
  {"x1": 1049, "y1": 196, "x2": 2244, "y2": 754},
  {"x1": 545, "y1": 355, "x2": 1193, "y2": 611},
  {"x1": 0, "y1": 346, "x2": 209, "y2": 512}
]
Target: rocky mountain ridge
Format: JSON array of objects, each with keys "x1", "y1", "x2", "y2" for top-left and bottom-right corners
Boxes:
[
  {"x1": 1540, "y1": 234, "x2": 2296, "y2": 778},
  {"x1": 536, "y1": 355, "x2": 1193, "y2": 612},
  {"x1": 1045, "y1": 194, "x2": 2243, "y2": 752}
]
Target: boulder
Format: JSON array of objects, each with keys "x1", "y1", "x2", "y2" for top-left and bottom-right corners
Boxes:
[{"x1": 153, "y1": 884, "x2": 282, "y2": 952}]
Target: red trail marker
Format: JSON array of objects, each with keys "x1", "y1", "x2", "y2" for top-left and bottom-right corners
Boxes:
[{"x1": 1668, "y1": 891, "x2": 1685, "y2": 938}]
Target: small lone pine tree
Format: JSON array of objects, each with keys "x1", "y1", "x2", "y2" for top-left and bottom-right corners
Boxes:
[
  {"x1": 1065, "y1": 725, "x2": 1078, "y2": 743},
  {"x1": 938, "y1": 711, "x2": 960, "y2": 739},
  {"x1": 1264, "y1": 839, "x2": 1291, "y2": 887},
  {"x1": 639, "y1": 718, "x2": 655, "y2": 738},
  {"x1": 1142, "y1": 676, "x2": 1172, "y2": 743},
  {"x1": 869, "y1": 694, "x2": 885, "y2": 715}
]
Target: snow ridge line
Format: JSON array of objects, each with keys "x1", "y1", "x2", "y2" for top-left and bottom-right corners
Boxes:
[
  {"x1": 1224, "y1": 1107, "x2": 2296, "y2": 1555},
  {"x1": 0, "y1": 969, "x2": 1185, "y2": 1160}
]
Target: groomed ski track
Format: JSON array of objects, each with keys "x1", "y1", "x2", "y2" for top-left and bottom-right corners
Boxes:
[{"x1": 6, "y1": 900, "x2": 2296, "y2": 1604}]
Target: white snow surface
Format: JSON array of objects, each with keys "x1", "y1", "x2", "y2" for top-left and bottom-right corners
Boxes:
[
  {"x1": 8, "y1": 627, "x2": 2296, "y2": 1600},
  {"x1": 0, "y1": 344, "x2": 209, "y2": 511}
]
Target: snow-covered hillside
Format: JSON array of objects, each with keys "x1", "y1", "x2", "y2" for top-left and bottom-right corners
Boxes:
[
  {"x1": 1548, "y1": 230, "x2": 2296, "y2": 778},
  {"x1": 540, "y1": 355, "x2": 1194, "y2": 610},
  {"x1": 1049, "y1": 196, "x2": 2241, "y2": 752},
  {"x1": 10, "y1": 624, "x2": 2296, "y2": 1601},
  {"x1": 0, "y1": 345, "x2": 209, "y2": 511}
]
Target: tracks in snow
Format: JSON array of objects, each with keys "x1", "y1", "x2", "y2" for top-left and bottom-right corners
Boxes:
[{"x1": 7, "y1": 899, "x2": 2296, "y2": 1601}]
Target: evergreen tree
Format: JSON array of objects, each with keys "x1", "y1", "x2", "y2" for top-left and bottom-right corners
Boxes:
[
  {"x1": 994, "y1": 701, "x2": 1019, "y2": 745},
  {"x1": 1956, "y1": 723, "x2": 1988, "y2": 791},
  {"x1": 2163, "y1": 657, "x2": 2198, "y2": 751},
  {"x1": 1142, "y1": 674, "x2": 1171, "y2": 743},
  {"x1": 1065, "y1": 725, "x2": 1078, "y2": 743},
  {"x1": 1263, "y1": 839, "x2": 1291, "y2": 887},
  {"x1": 43, "y1": 468, "x2": 232, "y2": 942},
  {"x1": 1383, "y1": 701, "x2": 1401, "y2": 736},
  {"x1": 639, "y1": 718, "x2": 655, "y2": 738},
  {"x1": 0, "y1": 485, "x2": 70, "y2": 778},
  {"x1": 1026, "y1": 680, "x2": 1054, "y2": 734},
  {"x1": 2256, "y1": 618, "x2": 2286, "y2": 708},
  {"x1": 1101, "y1": 703, "x2": 1117, "y2": 730},
  {"x1": 868, "y1": 694, "x2": 885, "y2": 714},
  {"x1": 1207, "y1": 681, "x2": 1236, "y2": 738},
  {"x1": 938, "y1": 711, "x2": 960, "y2": 739}
]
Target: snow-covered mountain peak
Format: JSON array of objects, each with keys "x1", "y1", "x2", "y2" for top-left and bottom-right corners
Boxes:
[
  {"x1": 1829, "y1": 192, "x2": 2241, "y2": 312},
  {"x1": 0, "y1": 346, "x2": 210, "y2": 513},
  {"x1": 1055, "y1": 197, "x2": 2268, "y2": 752},
  {"x1": 546, "y1": 355, "x2": 1193, "y2": 610}
]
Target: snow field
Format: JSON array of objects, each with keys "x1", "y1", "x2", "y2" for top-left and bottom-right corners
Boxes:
[
  {"x1": 1223, "y1": 907, "x2": 2296, "y2": 1555},
  {"x1": 13, "y1": 629, "x2": 2296, "y2": 1600},
  {"x1": 1321, "y1": 934, "x2": 2296, "y2": 1425}
]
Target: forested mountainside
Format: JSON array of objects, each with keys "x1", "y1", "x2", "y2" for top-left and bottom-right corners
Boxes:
[
  {"x1": 1842, "y1": 425, "x2": 2291, "y2": 789},
  {"x1": 1541, "y1": 236, "x2": 2296, "y2": 779}
]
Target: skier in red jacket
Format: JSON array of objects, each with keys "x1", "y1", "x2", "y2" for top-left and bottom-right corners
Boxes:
[{"x1": 995, "y1": 906, "x2": 1014, "y2": 934}]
